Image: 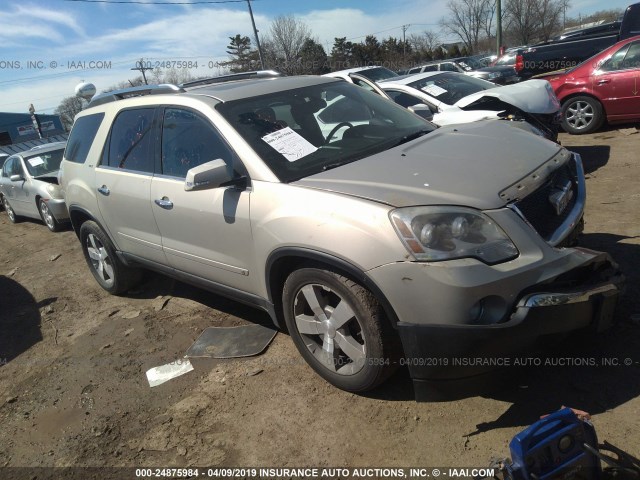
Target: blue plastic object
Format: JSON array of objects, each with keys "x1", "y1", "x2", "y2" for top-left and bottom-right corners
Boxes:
[{"x1": 505, "y1": 407, "x2": 601, "y2": 480}]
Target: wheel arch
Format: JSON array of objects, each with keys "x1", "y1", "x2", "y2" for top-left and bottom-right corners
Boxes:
[
  {"x1": 265, "y1": 247, "x2": 400, "y2": 331},
  {"x1": 560, "y1": 92, "x2": 606, "y2": 114},
  {"x1": 68, "y1": 206, "x2": 114, "y2": 243}
]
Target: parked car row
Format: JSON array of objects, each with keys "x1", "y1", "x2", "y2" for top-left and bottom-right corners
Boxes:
[{"x1": 2, "y1": 69, "x2": 624, "y2": 399}]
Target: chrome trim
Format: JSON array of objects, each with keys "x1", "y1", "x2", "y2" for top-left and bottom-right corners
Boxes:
[
  {"x1": 508, "y1": 152, "x2": 586, "y2": 247},
  {"x1": 519, "y1": 283, "x2": 619, "y2": 308}
]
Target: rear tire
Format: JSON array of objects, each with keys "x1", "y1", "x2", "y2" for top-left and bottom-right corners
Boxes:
[
  {"x1": 3, "y1": 197, "x2": 20, "y2": 223},
  {"x1": 561, "y1": 96, "x2": 604, "y2": 134},
  {"x1": 282, "y1": 267, "x2": 399, "y2": 392},
  {"x1": 79, "y1": 220, "x2": 142, "y2": 294}
]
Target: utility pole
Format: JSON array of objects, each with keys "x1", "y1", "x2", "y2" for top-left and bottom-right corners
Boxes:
[
  {"x1": 496, "y1": 0, "x2": 502, "y2": 57},
  {"x1": 247, "y1": 0, "x2": 266, "y2": 69},
  {"x1": 131, "y1": 58, "x2": 152, "y2": 85},
  {"x1": 402, "y1": 24, "x2": 410, "y2": 63}
]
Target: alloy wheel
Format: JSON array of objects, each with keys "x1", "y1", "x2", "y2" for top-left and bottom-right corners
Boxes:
[
  {"x1": 565, "y1": 100, "x2": 595, "y2": 131},
  {"x1": 293, "y1": 283, "x2": 366, "y2": 375},
  {"x1": 86, "y1": 233, "x2": 115, "y2": 287},
  {"x1": 40, "y1": 201, "x2": 55, "y2": 230}
]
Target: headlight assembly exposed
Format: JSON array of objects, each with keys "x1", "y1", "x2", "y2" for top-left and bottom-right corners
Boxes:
[{"x1": 390, "y1": 206, "x2": 519, "y2": 264}]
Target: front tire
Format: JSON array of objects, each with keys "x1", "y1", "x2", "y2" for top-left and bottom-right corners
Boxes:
[
  {"x1": 561, "y1": 96, "x2": 604, "y2": 134},
  {"x1": 39, "y1": 199, "x2": 61, "y2": 232},
  {"x1": 282, "y1": 268, "x2": 398, "y2": 392},
  {"x1": 79, "y1": 220, "x2": 142, "y2": 294},
  {"x1": 3, "y1": 196, "x2": 20, "y2": 223}
]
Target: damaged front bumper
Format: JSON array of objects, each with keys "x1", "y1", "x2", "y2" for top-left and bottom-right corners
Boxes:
[{"x1": 384, "y1": 249, "x2": 623, "y2": 395}]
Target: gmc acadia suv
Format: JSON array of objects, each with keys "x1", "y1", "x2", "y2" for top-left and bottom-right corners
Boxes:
[{"x1": 59, "y1": 71, "x2": 622, "y2": 397}]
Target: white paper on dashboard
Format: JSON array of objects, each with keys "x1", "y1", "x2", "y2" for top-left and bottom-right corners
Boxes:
[
  {"x1": 422, "y1": 85, "x2": 448, "y2": 97},
  {"x1": 261, "y1": 127, "x2": 318, "y2": 162},
  {"x1": 28, "y1": 156, "x2": 45, "y2": 167}
]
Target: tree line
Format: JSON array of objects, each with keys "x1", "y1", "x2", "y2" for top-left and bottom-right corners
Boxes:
[{"x1": 55, "y1": 2, "x2": 623, "y2": 129}]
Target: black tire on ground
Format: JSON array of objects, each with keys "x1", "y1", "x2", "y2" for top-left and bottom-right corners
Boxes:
[
  {"x1": 2, "y1": 196, "x2": 20, "y2": 223},
  {"x1": 39, "y1": 199, "x2": 61, "y2": 232},
  {"x1": 561, "y1": 95, "x2": 604, "y2": 135},
  {"x1": 282, "y1": 267, "x2": 399, "y2": 392},
  {"x1": 79, "y1": 220, "x2": 142, "y2": 295}
]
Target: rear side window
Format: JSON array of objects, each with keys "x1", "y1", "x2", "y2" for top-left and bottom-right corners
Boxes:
[
  {"x1": 107, "y1": 108, "x2": 155, "y2": 173},
  {"x1": 64, "y1": 113, "x2": 104, "y2": 164}
]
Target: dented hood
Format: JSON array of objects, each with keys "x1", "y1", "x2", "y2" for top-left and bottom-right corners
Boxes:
[
  {"x1": 454, "y1": 79, "x2": 560, "y2": 114},
  {"x1": 293, "y1": 121, "x2": 562, "y2": 210}
]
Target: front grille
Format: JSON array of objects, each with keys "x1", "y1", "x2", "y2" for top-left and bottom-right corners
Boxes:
[{"x1": 513, "y1": 159, "x2": 578, "y2": 241}]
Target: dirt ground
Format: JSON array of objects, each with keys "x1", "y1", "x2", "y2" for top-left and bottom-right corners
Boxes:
[{"x1": 1, "y1": 125, "x2": 639, "y2": 478}]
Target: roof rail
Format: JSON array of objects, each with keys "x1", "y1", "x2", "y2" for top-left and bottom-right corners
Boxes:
[
  {"x1": 180, "y1": 70, "x2": 282, "y2": 88},
  {"x1": 88, "y1": 83, "x2": 185, "y2": 108}
]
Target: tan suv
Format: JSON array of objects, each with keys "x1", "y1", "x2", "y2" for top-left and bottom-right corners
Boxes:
[{"x1": 60, "y1": 72, "x2": 622, "y2": 398}]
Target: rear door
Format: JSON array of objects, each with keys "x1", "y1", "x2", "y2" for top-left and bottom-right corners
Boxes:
[
  {"x1": 94, "y1": 107, "x2": 167, "y2": 265},
  {"x1": 150, "y1": 107, "x2": 255, "y2": 292}
]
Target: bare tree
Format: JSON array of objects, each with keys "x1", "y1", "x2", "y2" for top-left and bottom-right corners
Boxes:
[
  {"x1": 265, "y1": 14, "x2": 312, "y2": 74},
  {"x1": 408, "y1": 30, "x2": 441, "y2": 53},
  {"x1": 440, "y1": 0, "x2": 496, "y2": 54},
  {"x1": 54, "y1": 96, "x2": 85, "y2": 131},
  {"x1": 504, "y1": 0, "x2": 568, "y2": 44}
]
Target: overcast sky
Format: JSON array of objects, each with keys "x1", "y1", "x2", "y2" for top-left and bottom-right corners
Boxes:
[{"x1": 0, "y1": 0, "x2": 633, "y2": 114}]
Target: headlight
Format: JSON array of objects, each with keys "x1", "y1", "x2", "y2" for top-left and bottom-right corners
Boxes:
[
  {"x1": 390, "y1": 206, "x2": 519, "y2": 264},
  {"x1": 488, "y1": 72, "x2": 501, "y2": 80},
  {"x1": 46, "y1": 184, "x2": 64, "y2": 199}
]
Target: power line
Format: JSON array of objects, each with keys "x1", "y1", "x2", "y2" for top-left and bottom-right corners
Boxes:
[{"x1": 63, "y1": 0, "x2": 257, "y2": 4}]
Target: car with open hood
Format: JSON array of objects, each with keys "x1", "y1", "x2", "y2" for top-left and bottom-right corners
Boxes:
[
  {"x1": 0, "y1": 142, "x2": 69, "y2": 231},
  {"x1": 59, "y1": 72, "x2": 622, "y2": 399},
  {"x1": 352, "y1": 71, "x2": 562, "y2": 142}
]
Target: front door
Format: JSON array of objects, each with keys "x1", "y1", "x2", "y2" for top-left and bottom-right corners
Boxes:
[{"x1": 150, "y1": 107, "x2": 255, "y2": 293}]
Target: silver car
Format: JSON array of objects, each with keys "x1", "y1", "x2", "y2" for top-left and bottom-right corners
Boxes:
[
  {"x1": 0, "y1": 142, "x2": 69, "y2": 232},
  {"x1": 60, "y1": 74, "x2": 622, "y2": 397}
]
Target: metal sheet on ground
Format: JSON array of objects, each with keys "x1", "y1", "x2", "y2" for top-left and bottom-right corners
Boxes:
[{"x1": 185, "y1": 324, "x2": 277, "y2": 358}]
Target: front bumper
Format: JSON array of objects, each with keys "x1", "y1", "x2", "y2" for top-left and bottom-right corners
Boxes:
[{"x1": 393, "y1": 250, "x2": 623, "y2": 389}]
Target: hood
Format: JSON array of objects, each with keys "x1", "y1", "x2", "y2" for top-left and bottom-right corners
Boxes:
[
  {"x1": 293, "y1": 121, "x2": 561, "y2": 210},
  {"x1": 454, "y1": 79, "x2": 560, "y2": 114}
]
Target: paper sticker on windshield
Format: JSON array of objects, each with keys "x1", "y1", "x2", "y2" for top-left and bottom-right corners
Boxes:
[
  {"x1": 28, "y1": 156, "x2": 44, "y2": 167},
  {"x1": 262, "y1": 127, "x2": 318, "y2": 162},
  {"x1": 422, "y1": 85, "x2": 448, "y2": 97}
]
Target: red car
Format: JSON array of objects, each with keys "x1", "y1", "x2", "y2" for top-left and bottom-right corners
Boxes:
[{"x1": 543, "y1": 35, "x2": 640, "y2": 134}]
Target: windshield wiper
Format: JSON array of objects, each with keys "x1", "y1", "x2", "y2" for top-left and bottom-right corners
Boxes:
[
  {"x1": 321, "y1": 162, "x2": 347, "y2": 172},
  {"x1": 393, "y1": 129, "x2": 431, "y2": 147}
]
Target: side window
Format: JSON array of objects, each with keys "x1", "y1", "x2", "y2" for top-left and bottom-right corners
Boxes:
[
  {"x1": 408, "y1": 67, "x2": 422, "y2": 74},
  {"x1": 6, "y1": 158, "x2": 24, "y2": 177},
  {"x1": 601, "y1": 44, "x2": 631, "y2": 71},
  {"x1": 440, "y1": 63, "x2": 458, "y2": 72},
  {"x1": 621, "y1": 42, "x2": 640, "y2": 70},
  {"x1": 65, "y1": 113, "x2": 105, "y2": 164},
  {"x1": 161, "y1": 108, "x2": 235, "y2": 179},
  {"x1": 386, "y1": 90, "x2": 423, "y2": 109},
  {"x1": 2, "y1": 158, "x2": 14, "y2": 177},
  {"x1": 107, "y1": 108, "x2": 155, "y2": 173}
]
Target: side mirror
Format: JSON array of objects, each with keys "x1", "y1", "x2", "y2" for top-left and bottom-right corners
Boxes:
[
  {"x1": 10, "y1": 174, "x2": 24, "y2": 182},
  {"x1": 184, "y1": 159, "x2": 233, "y2": 191},
  {"x1": 408, "y1": 104, "x2": 434, "y2": 122}
]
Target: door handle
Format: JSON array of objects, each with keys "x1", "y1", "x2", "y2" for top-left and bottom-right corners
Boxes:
[
  {"x1": 154, "y1": 197, "x2": 173, "y2": 210},
  {"x1": 597, "y1": 79, "x2": 610, "y2": 85},
  {"x1": 97, "y1": 185, "x2": 110, "y2": 196}
]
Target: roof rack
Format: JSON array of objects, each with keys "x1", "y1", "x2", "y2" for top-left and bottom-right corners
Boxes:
[
  {"x1": 180, "y1": 70, "x2": 282, "y2": 88},
  {"x1": 88, "y1": 83, "x2": 185, "y2": 108}
]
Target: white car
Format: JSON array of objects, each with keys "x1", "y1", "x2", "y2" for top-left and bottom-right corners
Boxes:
[
  {"x1": 324, "y1": 65, "x2": 400, "y2": 83},
  {"x1": 334, "y1": 70, "x2": 562, "y2": 142},
  {"x1": 377, "y1": 72, "x2": 562, "y2": 141}
]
